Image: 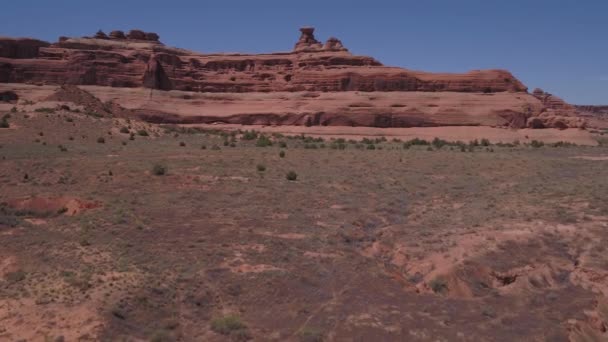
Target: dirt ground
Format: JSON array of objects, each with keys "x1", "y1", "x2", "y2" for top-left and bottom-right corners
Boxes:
[{"x1": 1, "y1": 106, "x2": 608, "y2": 341}]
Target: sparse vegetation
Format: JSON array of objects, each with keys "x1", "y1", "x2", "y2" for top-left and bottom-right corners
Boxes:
[
  {"x1": 286, "y1": 171, "x2": 298, "y2": 181},
  {"x1": 210, "y1": 315, "x2": 248, "y2": 336},
  {"x1": 97, "y1": 137, "x2": 105, "y2": 144},
  {"x1": 256, "y1": 164, "x2": 266, "y2": 172},
  {"x1": 429, "y1": 277, "x2": 448, "y2": 294},
  {"x1": 255, "y1": 135, "x2": 273, "y2": 147},
  {"x1": 152, "y1": 164, "x2": 167, "y2": 176},
  {"x1": 137, "y1": 129, "x2": 149, "y2": 137}
]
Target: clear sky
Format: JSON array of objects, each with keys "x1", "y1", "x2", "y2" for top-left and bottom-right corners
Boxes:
[{"x1": 2, "y1": 0, "x2": 607, "y2": 104}]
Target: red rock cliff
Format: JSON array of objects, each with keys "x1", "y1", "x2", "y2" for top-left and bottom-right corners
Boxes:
[{"x1": 0, "y1": 27, "x2": 527, "y2": 94}]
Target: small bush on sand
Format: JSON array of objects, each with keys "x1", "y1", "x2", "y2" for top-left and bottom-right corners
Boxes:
[
  {"x1": 97, "y1": 137, "x2": 105, "y2": 144},
  {"x1": 429, "y1": 277, "x2": 448, "y2": 294},
  {"x1": 120, "y1": 127, "x2": 130, "y2": 134},
  {"x1": 210, "y1": 315, "x2": 248, "y2": 336},
  {"x1": 179, "y1": 141, "x2": 186, "y2": 147},
  {"x1": 286, "y1": 171, "x2": 298, "y2": 181},
  {"x1": 256, "y1": 135, "x2": 273, "y2": 147},
  {"x1": 137, "y1": 129, "x2": 149, "y2": 137},
  {"x1": 152, "y1": 164, "x2": 167, "y2": 176},
  {"x1": 279, "y1": 150, "x2": 286, "y2": 158},
  {"x1": 530, "y1": 140, "x2": 544, "y2": 148},
  {"x1": 256, "y1": 164, "x2": 266, "y2": 172}
]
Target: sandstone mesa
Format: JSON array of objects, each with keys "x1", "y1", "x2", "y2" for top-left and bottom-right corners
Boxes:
[{"x1": 0, "y1": 27, "x2": 588, "y2": 129}]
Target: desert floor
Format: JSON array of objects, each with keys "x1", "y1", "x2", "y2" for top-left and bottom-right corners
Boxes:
[{"x1": 1, "y1": 108, "x2": 608, "y2": 341}]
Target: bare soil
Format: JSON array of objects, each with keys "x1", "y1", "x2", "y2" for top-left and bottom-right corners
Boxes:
[{"x1": 1, "y1": 105, "x2": 608, "y2": 341}]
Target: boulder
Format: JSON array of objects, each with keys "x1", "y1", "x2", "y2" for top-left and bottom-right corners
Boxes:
[
  {"x1": 109, "y1": 30, "x2": 126, "y2": 39},
  {"x1": 94, "y1": 30, "x2": 108, "y2": 39},
  {"x1": 126, "y1": 29, "x2": 147, "y2": 40}
]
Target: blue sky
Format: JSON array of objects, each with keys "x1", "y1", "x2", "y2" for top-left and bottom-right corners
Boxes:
[{"x1": 2, "y1": 0, "x2": 606, "y2": 104}]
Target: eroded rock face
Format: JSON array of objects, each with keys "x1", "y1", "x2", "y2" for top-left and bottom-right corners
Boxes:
[
  {"x1": 529, "y1": 88, "x2": 586, "y2": 129},
  {"x1": 0, "y1": 28, "x2": 527, "y2": 94},
  {"x1": 0, "y1": 27, "x2": 588, "y2": 128}
]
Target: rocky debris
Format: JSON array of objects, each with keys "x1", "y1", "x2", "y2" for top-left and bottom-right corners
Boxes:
[
  {"x1": 45, "y1": 84, "x2": 132, "y2": 117},
  {"x1": 294, "y1": 27, "x2": 323, "y2": 52},
  {"x1": 126, "y1": 29, "x2": 146, "y2": 40}
]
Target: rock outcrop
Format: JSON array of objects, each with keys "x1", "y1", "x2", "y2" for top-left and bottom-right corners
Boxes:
[
  {"x1": 0, "y1": 27, "x2": 588, "y2": 129},
  {"x1": 529, "y1": 88, "x2": 586, "y2": 129}
]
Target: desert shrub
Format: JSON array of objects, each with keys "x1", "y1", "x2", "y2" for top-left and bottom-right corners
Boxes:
[
  {"x1": 278, "y1": 141, "x2": 287, "y2": 148},
  {"x1": 469, "y1": 139, "x2": 480, "y2": 147},
  {"x1": 366, "y1": 144, "x2": 376, "y2": 150},
  {"x1": 429, "y1": 277, "x2": 448, "y2": 294},
  {"x1": 34, "y1": 107, "x2": 55, "y2": 114},
  {"x1": 58, "y1": 145, "x2": 68, "y2": 152},
  {"x1": 201, "y1": 144, "x2": 207, "y2": 150},
  {"x1": 223, "y1": 140, "x2": 229, "y2": 146},
  {"x1": 530, "y1": 140, "x2": 544, "y2": 148},
  {"x1": 137, "y1": 129, "x2": 149, "y2": 137},
  {"x1": 66, "y1": 117, "x2": 74, "y2": 122},
  {"x1": 256, "y1": 164, "x2": 266, "y2": 172},
  {"x1": 279, "y1": 150, "x2": 285, "y2": 158},
  {"x1": 551, "y1": 141, "x2": 576, "y2": 147},
  {"x1": 97, "y1": 137, "x2": 105, "y2": 144},
  {"x1": 120, "y1": 127, "x2": 130, "y2": 134},
  {"x1": 0, "y1": 118, "x2": 8, "y2": 128},
  {"x1": 241, "y1": 130, "x2": 258, "y2": 140},
  {"x1": 10, "y1": 107, "x2": 17, "y2": 113},
  {"x1": 480, "y1": 138, "x2": 491, "y2": 146},
  {"x1": 179, "y1": 141, "x2": 186, "y2": 147},
  {"x1": 211, "y1": 145, "x2": 221, "y2": 150},
  {"x1": 152, "y1": 164, "x2": 167, "y2": 176},
  {"x1": 304, "y1": 143, "x2": 318, "y2": 149},
  {"x1": 286, "y1": 171, "x2": 298, "y2": 181},
  {"x1": 431, "y1": 137, "x2": 448, "y2": 149},
  {"x1": 256, "y1": 135, "x2": 273, "y2": 147},
  {"x1": 210, "y1": 315, "x2": 247, "y2": 336},
  {"x1": 299, "y1": 327, "x2": 324, "y2": 342}
]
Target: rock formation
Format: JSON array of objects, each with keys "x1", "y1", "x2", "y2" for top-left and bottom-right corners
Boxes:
[
  {"x1": 294, "y1": 27, "x2": 323, "y2": 52},
  {"x1": 0, "y1": 27, "x2": 588, "y2": 129}
]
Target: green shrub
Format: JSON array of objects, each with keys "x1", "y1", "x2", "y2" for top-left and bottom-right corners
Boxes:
[
  {"x1": 530, "y1": 140, "x2": 544, "y2": 148},
  {"x1": 366, "y1": 144, "x2": 376, "y2": 150},
  {"x1": 137, "y1": 129, "x2": 149, "y2": 137},
  {"x1": 152, "y1": 164, "x2": 167, "y2": 176},
  {"x1": 120, "y1": 127, "x2": 130, "y2": 134},
  {"x1": 431, "y1": 137, "x2": 448, "y2": 149},
  {"x1": 241, "y1": 130, "x2": 258, "y2": 140},
  {"x1": 299, "y1": 328, "x2": 324, "y2": 342},
  {"x1": 256, "y1": 135, "x2": 273, "y2": 147},
  {"x1": 286, "y1": 171, "x2": 298, "y2": 181},
  {"x1": 210, "y1": 315, "x2": 247, "y2": 336},
  {"x1": 429, "y1": 277, "x2": 448, "y2": 294},
  {"x1": 34, "y1": 107, "x2": 55, "y2": 114},
  {"x1": 480, "y1": 138, "x2": 491, "y2": 146}
]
